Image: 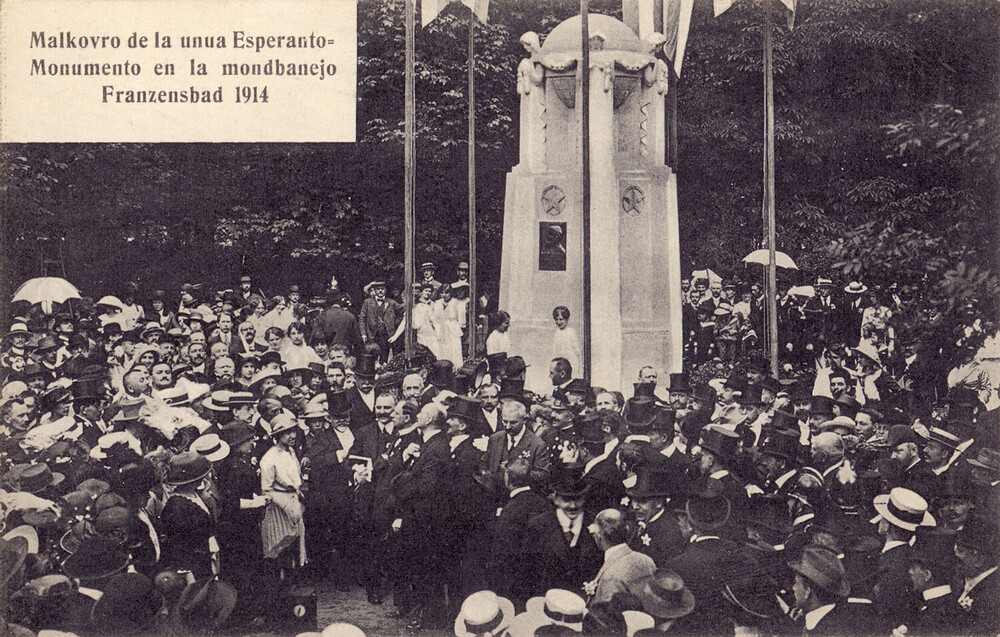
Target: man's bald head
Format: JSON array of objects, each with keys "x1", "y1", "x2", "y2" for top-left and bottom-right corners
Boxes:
[
  {"x1": 591, "y1": 509, "x2": 629, "y2": 549},
  {"x1": 811, "y1": 431, "x2": 844, "y2": 466}
]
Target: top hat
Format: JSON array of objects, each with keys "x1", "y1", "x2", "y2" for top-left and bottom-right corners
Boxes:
[
  {"x1": 685, "y1": 481, "x2": 731, "y2": 531},
  {"x1": 498, "y1": 378, "x2": 529, "y2": 408},
  {"x1": 810, "y1": 396, "x2": 835, "y2": 418},
  {"x1": 648, "y1": 408, "x2": 676, "y2": 433},
  {"x1": 427, "y1": 360, "x2": 455, "y2": 389},
  {"x1": 165, "y1": 451, "x2": 212, "y2": 485},
  {"x1": 758, "y1": 429, "x2": 801, "y2": 463},
  {"x1": 628, "y1": 569, "x2": 695, "y2": 620},
  {"x1": 787, "y1": 545, "x2": 850, "y2": 598},
  {"x1": 699, "y1": 425, "x2": 740, "y2": 460},
  {"x1": 769, "y1": 410, "x2": 799, "y2": 434},
  {"x1": 327, "y1": 390, "x2": 354, "y2": 418},
  {"x1": 666, "y1": 373, "x2": 691, "y2": 393},
  {"x1": 693, "y1": 383, "x2": 717, "y2": 405},
  {"x1": 570, "y1": 412, "x2": 606, "y2": 445},
  {"x1": 549, "y1": 468, "x2": 591, "y2": 498},
  {"x1": 485, "y1": 353, "x2": 508, "y2": 377},
  {"x1": 871, "y1": 488, "x2": 936, "y2": 532},
  {"x1": 405, "y1": 352, "x2": 432, "y2": 372},
  {"x1": 632, "y1": 382, "x2": 656, "y2": 399},
  {"x1": 448, "y1": 396, "x2": 484, "y2": 423},
  {"x1": 61, "y1": 536, "x2": 128, "y2": 581},
  {"x1": 455, "y1": 360, "x2": 488, "y2": 394},
  {"x1": 623, "y1": 396, "x2": 658, "y2": 431},
  {"x1": 627, "y1": 468, "x2": 673, "y2": 499},
  {"x1": 563, "y1": 378, "x2": 590, "y2": 396},
  {"x1": 723, "y1": 371, "x2": 746, "y2": 391}
]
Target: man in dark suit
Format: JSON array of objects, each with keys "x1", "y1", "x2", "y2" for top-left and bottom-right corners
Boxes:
[
  {"x1": 627, "y1": 468, "x2": 686, "y2": 566},
  {"x1": 480, "y1": 400, "x2": 550, "y2": 491},
  {"x1": 346, "y1": 355, "x2": 377, "y2": 431},
  {"x1": 391, "y1": 401, "x2": 452, "y2": 629},
  {"x1": 311, "y1": 294, "x2": 363, "y2": 357},
  {"x1": 489, "y1": 458, "x2": 553, "y2": 609},
  {"x1": 526, "y1": 471, "x2": 601, "y2": 596},
  {"x1": 358, "y1": 281, "x2": 403, "y2": 363}
]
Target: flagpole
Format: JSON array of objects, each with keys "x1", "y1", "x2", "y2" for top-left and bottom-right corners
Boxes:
[
  {"x1": 763, "y1": 0, "x2": 778, "y2": 378},
  {"x1": 580, "y1": 1, "x2": 592, "y2": 385},
  {"x1": 467, "y1": 6, "x2": 478, "y2": 360},
  {"x1": 404, "y1": 0, "x2": 416, "y2": 360}
]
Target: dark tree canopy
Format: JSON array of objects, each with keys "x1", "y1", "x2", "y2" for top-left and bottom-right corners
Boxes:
[{"x1": 2, "y1": 0, "x2": 997, "y2": 356}]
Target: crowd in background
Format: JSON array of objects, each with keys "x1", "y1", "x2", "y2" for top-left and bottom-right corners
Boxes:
[{"x1": 0, "y1": 262, "x2": 997, "y2": 637}]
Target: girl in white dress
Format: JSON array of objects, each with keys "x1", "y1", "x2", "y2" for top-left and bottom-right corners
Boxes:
[
  {"x1": 551, "y1": 306, "x2": 581, "y2": 375},
  {"x1": 433, "y1": 285, "x2": 464, "y2": 366},
  {"x1": 412, "y1": 284, "x2": 441, "y2": 358}
]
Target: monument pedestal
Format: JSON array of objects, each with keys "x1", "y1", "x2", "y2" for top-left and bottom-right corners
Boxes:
[{"x1": 499, "y1": 15, "x2": 683, "y2": 393}]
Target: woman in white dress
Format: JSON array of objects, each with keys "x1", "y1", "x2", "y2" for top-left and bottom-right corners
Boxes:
[
  {"x1": 486, "y1": 310, "x2": 511, "y2": 355},
  {"x1": 412, "y1": 284, "x2": 441, "y2": 358},
  {"x1": 279, "y1": 322, "x2": 321, "y2": 370},
  {"x1": 433, "y1": 285, "x2": 464, "y2": 366},
  {"x1": 550, "y1": 306, "x2": 581, "y2": 374},
  {"x1": 260, "y1": 412, "x2": 306, "y2": 575}
]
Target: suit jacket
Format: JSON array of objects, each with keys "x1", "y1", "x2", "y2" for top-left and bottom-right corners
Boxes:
[
  {"x1": 875, "y1": 542, "x2": 921, "y2": 630},
  {"x1": 359, "y1": 298, "x2": 404, "y2": 342},
  {"x1": 952, "y1": 568, "x2": 1000, "y2": 635},
  {"x1": 666, "y1": 536, "x2": 755, "y2": 634},
  {"x1": 481, "y1": 428, "x2": 551, "y2": 489},
  {"x1": 157, "y1": 495, "x2": 215, "y2": 578},
  {"x1": 590, "y1": 544, "x2": 656, "y2": 607},
  {"x1": 346, "y1": 387, "x2": 375, "y2": 431},
  {"x1": 527, "y1": 508, "x2": 601, "y2": 595},
  {"x1": 583, "y1": 457, "x2": 625, "y2": 519},
  {"x1": 312, "y1": 307, "x2": 362, "y2": 354},
  {"x1": 393, "y1": 432, "x2": 452, "y2": 528},
  {"x1": 490, "y1": 489, "x2": 553, "y2": 604},
  {"x1": 630, "y1": 509, "x2": 686, "y2": 567}
]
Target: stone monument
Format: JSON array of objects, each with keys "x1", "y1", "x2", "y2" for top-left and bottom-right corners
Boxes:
[{"x1": 499, "y1": 14, "x2": 682, "y2": 393}]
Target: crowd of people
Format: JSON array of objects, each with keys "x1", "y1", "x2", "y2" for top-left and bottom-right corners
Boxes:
[{"x1": 0, "y1": 263, "x2": 997, "y2": 637}]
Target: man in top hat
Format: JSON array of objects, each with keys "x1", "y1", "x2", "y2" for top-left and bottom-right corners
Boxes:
[
  {"x1": 665, "y1": 373, "x2": 691, "y2": 415},
  {"x1": 480, "y1": 400, "x2": 550, "y2": 494},
  {"x1": 359, "y1": 280, "x2": 403, "y2": 363},
  {"x1": 586, "y1": 508, "x2": 656, "y2": 608},
  {"x1": 627, "y1": 468, "x2": 686, "y2": 566},
  {"x1": 71, "y1": 379, "x2": 108, "y2": 448},
  {"x1": 754, "y1": 418, "x2": 804, "y2": 494},
  {"x1": 561, "y1": 412, "x2": 622, "y2": 518},
  {"x1": 694, "y1": 425, "x2": 749, "y2": 519},
  {"x1": 346, "y1": 353, "x2": 378, "y2": 431},
  {"x1": 525, "y1": 469, "x2": 601, "y2": 596},
  {"x1": 734, "y1": 382, "x2": 769, "y2": 447},
  {"x1": 870, "y1": 487, "x2": 938, "y2": 629},
  {"x1": 788, "y1": 544, "x2": 875, "y2": 635}
]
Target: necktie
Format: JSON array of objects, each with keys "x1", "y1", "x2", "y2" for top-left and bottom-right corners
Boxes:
[{"x1": 564, "y1": 530, "x2": 574, "y2": 544}]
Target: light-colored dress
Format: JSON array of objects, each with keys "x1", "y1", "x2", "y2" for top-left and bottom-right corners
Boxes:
[
  {"x1": 412, "y1": 301, "x2": 441, "y2": 358},
  {"x1": 260, "y1": 444, "x2": 306, "y2": 563},
  {"x1": 433, "y1": 299, "x2": 464, "y2": 366},
  {"x1": 551, "y1": 325, "x2": 582, "y2": 375}
]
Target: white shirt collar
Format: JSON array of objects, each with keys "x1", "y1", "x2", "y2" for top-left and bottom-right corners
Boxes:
[
  {"x1": 584, "y1": 438, "x2": 619, "y2": 475},
  {"x1": 422, "y1": 428, "x2": 441, "y2": 443},
  {"x1": 555, "y1": 509, "x2": 583, "y2": 546},
  {"x1": 881, "y1": 537, "x2": 915, "y2": 553},
  {"x1": 646, "y1": 508, "x2": 665, "y2": 525},
  {"x1": 804, "y1": 603, "x2": 837, "y2": 631},
  {"x1": 709, "y1": 469, "x2": 729, "y2": 480},
  {"x1": 964, "y1": 566, "x2": 999, "y2": 595},
  {"x1": 509, "y1": 485, "x2": 531, "y2": 499},
  {"x1": 775, "y1": 468, "x2": 798, "y2": 488},
  {"x1": 507, "y1": 427, "x2": 525, "y2": 449},
  {"x1": 692, "y1": 535, "x2": 719, "y2": 543}
]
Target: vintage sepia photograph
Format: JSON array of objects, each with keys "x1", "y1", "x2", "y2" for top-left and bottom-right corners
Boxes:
[{"x1": 0, "y1": 0, "x2": 998, "y2": 635}]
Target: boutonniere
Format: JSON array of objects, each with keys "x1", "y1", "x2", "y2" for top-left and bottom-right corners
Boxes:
[
  {"x1": 641, "y1": 533, "x2": 651, "y2": 546},
  {"x1": 620, "y1": 496, "x2": 630, "y2": 507},
  {"x1": 959, "y1": 596, "x2": 974, "y2": 611},
  {"x1": 582, "y1": 579, "x2": 597, "y2": 596}
]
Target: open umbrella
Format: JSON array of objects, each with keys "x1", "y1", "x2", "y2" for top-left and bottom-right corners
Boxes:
[
  {"x1": 743, "y1": 249, "x2": 798, "y2": 270},
  {"x1": 690, "y1": 269, "x2": 722, "y2": 285},
  {"x1": 12, "y1": 277, "x2": 80, "y2": 314}
]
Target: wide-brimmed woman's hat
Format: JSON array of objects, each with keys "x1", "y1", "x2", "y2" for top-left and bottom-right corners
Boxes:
[
  {"x1": 453, "y1": 590, "x2": 515, "y2": 637},
  {"x1": 61, "y1": 536, "x2": 128, "y2": 581},
  {"x1": 91, "y1": 572, "x2": 165, "y2": 632},
  {"x1": 164, "y1": 451, "x2": 212, "y2": 486}
]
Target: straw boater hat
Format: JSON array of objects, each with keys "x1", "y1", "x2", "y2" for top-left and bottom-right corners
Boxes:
[
  {"x1": 453, "y1": 590, "x2": 515, "y2": 637},
  {"x1": 189, "y1": 433, "x2": 230, "y2": 463},
  {"x1": 507, "y1": 589, "x2": 587, "y2": 637},
  {"x1": 870, "y1": 488, "x2": 936, "y2": 532}
]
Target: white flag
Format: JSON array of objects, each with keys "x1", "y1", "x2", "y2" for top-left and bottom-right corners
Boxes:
[
  {"x1": 423, "y1": 0, "x2": 489, "y2": 26},
  {"x1": 714, "y1": 0, "x2": 735, "y2": 17},
  {"x1": 460, "y1": 0, "x2": 489, "y2": 24}
]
